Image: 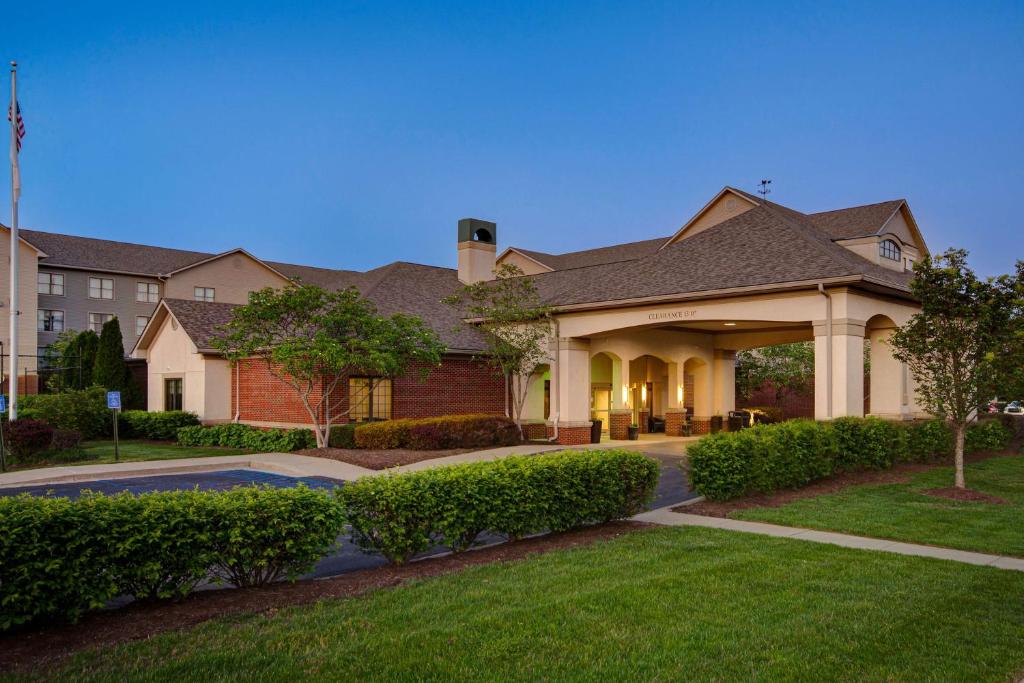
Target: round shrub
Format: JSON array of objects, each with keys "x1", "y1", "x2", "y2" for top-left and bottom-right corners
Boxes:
[
  {"x1": 119, "y1": 410, "x2": 200, "y2": 440},
  {"x1": 7, "y1": 419, "x2": 55, "y2": 462}
]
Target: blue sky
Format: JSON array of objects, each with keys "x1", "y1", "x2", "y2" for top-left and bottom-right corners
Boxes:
[{"x1": 3, "y1": 1, "x2": 1022, "y2": 276}]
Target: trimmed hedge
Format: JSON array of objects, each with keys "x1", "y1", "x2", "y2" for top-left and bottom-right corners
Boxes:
[
  {"x1": 0, "y1": 486, "x2": 344, "y2": 630},
  {"x1": 339, "y1": 449, "x2": 659, "y2": 564},
  {"x1": 689, "y1": 417, "x2": 1013, "y2": 501},
  {"x1": 119, "y1": 410, "x2": 200, "y2": 440},
  {"x1": 176, "y1": 424, "x2": 315, "y2": 452},
  {"x1": 352, "y1": 414, "x2": 520, "y2": 450},
  {"x1": 18, "y1": 387, "x2": 111, "y2": 439},
  {"x1": 328, "y1": 424, "x2": 357, "y2": 449}
]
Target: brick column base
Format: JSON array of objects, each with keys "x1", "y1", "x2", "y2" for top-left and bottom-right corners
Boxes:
[
  {"x1": 690, "y1": 417, "x2": 711, "y2": 435},
  {"x1": 547, "y1": 422, "x2": 593, "y2": 445},
  {"x1": 638, "y1": 411, "x2": 650, "y2": 434},
  {"x1": 608, "y1": 410, "x2": 632, "y2": 440},
  {"x1": 664, "y1": 410, "x2": 687, "y2": 437},
  {"x1": 522, "y1": 422, "x2": 548, "y2": 441}
]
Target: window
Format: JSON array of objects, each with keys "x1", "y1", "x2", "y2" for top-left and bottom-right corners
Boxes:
[
  {"x1": 879, "y1": 239, "x2": 901, "y2": 262},
  {"x1": 348, "y1": 377, "x2": 392, "y2": 421},
  {"x1": 194, "y1": 287, "x2": 215, "y2": 302},
  {"x1": 37, "y1": 272, "x2": 64, "y2": 295},
  {"x1": 135, "y1": 315, "x2": 151, "y2": 336},
  {"x1": 89, "y1": 312, "x2": 114, "y2": 333},
  {"x1": 136, "y1": 282, "x2": 160, "y2": 303},
  {"x1": 89, "y1": 277, "x2": 114, "y2": 299},
  {"x1": 37, "y1": 309, "x2": 64, "y2": 332},
  {"x1": 164, "y1": 378, "x2": 183, "y2": 411}
]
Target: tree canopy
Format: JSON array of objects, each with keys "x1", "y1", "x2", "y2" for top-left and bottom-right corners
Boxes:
[{"x1": 212, "y1": 284, "x2": 446, "y2": 447}]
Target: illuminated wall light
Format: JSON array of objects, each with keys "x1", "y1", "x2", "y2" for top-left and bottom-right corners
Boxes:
[
  {"x1": 641, "y1": 384, "x2": 647, "y2": 402},
  {"x1": 677, "y1": 384, "x2": 683, "y2": 404},
  {"x1": 622, "y1": 385, "x2": 629, "y2": 406},
  {"x1": 724, "y1": 322, "x2": 737, "y2": 326}
]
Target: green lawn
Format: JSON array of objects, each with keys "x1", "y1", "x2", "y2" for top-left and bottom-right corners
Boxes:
[
  {"x1": 32, "y1": 527, "x2": 1024, "y2": 682},
  {"x1": 732, "y1": 454, "x2": 1024, "y2": 557},
  {"x1": 8, "y1": 440, "x2": 252, "y2": 471}
]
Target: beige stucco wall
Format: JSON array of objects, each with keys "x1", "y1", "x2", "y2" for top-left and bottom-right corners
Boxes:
[
  {"x1": 144, "y1": 313, "x2": 206, "y2": 413},
  {"x1": 203, "y1": 356, "x2": 233, "y2": 421},
  {"x1": 163, "y1": 253, "x2": 290, "y2": 304},
  {"x1": 880, "y1": 208, "x2": 917, "y2": 248},
  {"x1": 0, "y1": 233, "x2": 40, "y2": 372},
  {"x1": 497, "y1": 250, "x2": 552, "y2": 275},
  {"x1": 667, "y1": 192, "x2": 756, "y2": 244}
]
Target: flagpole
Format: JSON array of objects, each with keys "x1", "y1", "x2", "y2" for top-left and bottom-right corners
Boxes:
[{"x1": 8, "y1": 61, "x2": 18, "y2": 419}]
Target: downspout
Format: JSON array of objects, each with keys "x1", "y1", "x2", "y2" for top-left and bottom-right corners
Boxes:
[
  {"x1": 818, "y1": 283, "x2": 833, "y2": 419},
  {"x1": 548, "y1": 317, "x2": 560, "y2": 442},
  {"x1": 233, "y1": 362, "x2": 240, "y2": 423},
  {"x1": 504, "y1": 373, "x2": 509, "y2": 418}
]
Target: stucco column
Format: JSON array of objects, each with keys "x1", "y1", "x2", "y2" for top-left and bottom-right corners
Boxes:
[
  {"x1": 553, "y1": 338, "x2": 592, "y2": 444},
  {"x1": 711, "y1": 350, "x2": 736, "y2": 416},
  {"x1": 813, "y1": 318, "x2": 866, "y2": 419},
  {"x1": 611, "y1": 355, "x2": 630, "y2": 410},
  {"x1": 666, "y1": 361, "x2": 680, "y2": 409},
  {"x1": 868, "y1": 326, "x2": 906, "y2": 419}
]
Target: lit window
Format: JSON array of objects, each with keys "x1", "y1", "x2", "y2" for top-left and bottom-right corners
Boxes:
[
  {"x1": 89, "y1": 277, "x2": 114, "y2": 299},
  {"x1": 37, "y1": 309, "x2": 64, "y2": 332},
  {"x1": 194, "y1": 287, "x2": 215, "y2": 302},
  {"x1": 137, "y1": 282, "x2": 160, "y2": 303},
  {"x1": 136, "y1": 315, "x2": 150, "y2": 336},
  {"x1": 37, "y1": 272, "x2": 65, "y2": 295},
  {"x1": 348, "y1": 377, "x2": 392, "y2": 421},
  {"x1": 89, "y1": 312, "x2": 114, "y2": 333},
  {"x1": 879, "y1": 239, "x2": 901, "y2": 261}
]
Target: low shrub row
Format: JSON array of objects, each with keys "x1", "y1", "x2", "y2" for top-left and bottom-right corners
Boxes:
[
  {"x1": 3, "y1": 419, "x2": 85, "y2": 464},
  {"x1": 0, "y1": 486, "x2": 344, "y2": 630},
  {"x1": 340, "y1": 449, "x2": 659, "y2": 563},
  {"x1": 689, "y1": 417, "x2": 1012, "y2": 501},
  {"x1": 176, "y1": 423, "x2": 315, "y2": 451},
  {"x1": 119, "y1": 410, "x2": 199, "y2": 440},
  {"x1": 18, "y1": 387, "x2": 111, "y2": 439},
  {"x1": 350, "y1": 414, "x2": 520, "y2": 450}
]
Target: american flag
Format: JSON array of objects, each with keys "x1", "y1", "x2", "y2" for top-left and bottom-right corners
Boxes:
[{"x1": 8, "y1": 101, "x2": 24, "y2": 151}]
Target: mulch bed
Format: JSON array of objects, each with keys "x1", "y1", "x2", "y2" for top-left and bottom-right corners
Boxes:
[
  {"x1": 675, "y1": 447, "x2": 1021, "y2": 517},
  {"x1": 922, "y1": 487, "x2": 1009, "y2": 504},
  {"x1": 0, "y1": 521, "x2": 649, "y2": 674},
  {"x1": 296, "y1": 447, "x2": 476, "y2": 469}
]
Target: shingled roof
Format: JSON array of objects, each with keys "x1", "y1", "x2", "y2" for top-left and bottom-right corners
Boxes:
[
  {"x1": 508, "y1": 236, "x2": 669, "y2": 271},
  {"x1": 807, "y1": 200, "x2": 906, "y2": 240},
  {"x1": 160, "y1": 299, "x2": 240, "y2": 352},
  {"x1": 20, "y1": 229, "x2": 213, "y2": 275}
]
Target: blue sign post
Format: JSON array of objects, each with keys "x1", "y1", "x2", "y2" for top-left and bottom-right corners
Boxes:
[{"x1": 107, "y1": 391, "x2": 122, "y2": 462}]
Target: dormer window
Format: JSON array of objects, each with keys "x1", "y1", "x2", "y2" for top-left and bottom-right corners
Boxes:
[{"x1": 879, "y1": 239, "x2": 901, "y2": 262}]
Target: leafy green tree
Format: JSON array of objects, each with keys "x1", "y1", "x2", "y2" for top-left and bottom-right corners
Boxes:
[
  {"x1": 890, "y1": 249, "x2": 1018, "y2": 489},
  {"x1": 991, "y1": 260, "x2": 1024, "y2": 402},
  {"x1": 76, "y1": 330, "x2": 99, "y2": 387},
  {"x1": 444, "y1": 263, "x2": 552, "y2": 439},
  {"x1": 736, "y1": 342, "x2": 815, "y2": 404},
  {"x1": 212, "y1": 284, "x2": 446, "y2": 448},
  {"x1": 93, "y1": 318, "x2": 130, "y2": 390}
]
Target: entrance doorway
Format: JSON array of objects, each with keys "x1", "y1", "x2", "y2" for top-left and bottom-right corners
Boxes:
[{"x1": 591, "y1": 385, "x2": 611, "y2": 430}]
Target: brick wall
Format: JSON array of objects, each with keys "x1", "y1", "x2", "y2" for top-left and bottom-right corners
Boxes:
[{"x1": 232, "y1": 355, "x2": 506, "y2": 426}]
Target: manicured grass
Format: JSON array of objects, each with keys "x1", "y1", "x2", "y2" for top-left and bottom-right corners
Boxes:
[
  {"x1": 40, "y1": 527, "x2": 1024, "y2": 682},
  {"x1": 8, "y1": 440, "x2": 252, "y2": 471},
  {"x1": 732, "y1": 454, "x2": 1024, "y2": 557}
]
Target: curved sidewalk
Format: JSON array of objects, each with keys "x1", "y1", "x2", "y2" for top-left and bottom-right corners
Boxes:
[{"x1": 634, "y1": 505, "x2": 1024, "y2": 572}]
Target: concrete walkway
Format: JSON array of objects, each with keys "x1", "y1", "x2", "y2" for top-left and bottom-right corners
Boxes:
[{"x1": 633, "y1": 505, "x2": 1024, "y2": 572}]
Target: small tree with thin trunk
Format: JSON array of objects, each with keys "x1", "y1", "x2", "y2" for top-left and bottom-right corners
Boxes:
[
  {"x1": 890, "y1": 249, "x2": 1016, "y2": 489},
  {"x1": 212, "y1": 284, "x2": 445, "y2": 448},
  {"x1": 444, "y1": 263, "x2": 552, "y2": 440}
]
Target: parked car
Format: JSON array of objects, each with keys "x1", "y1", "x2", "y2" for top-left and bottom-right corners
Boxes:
[
  {"x1": 987, "y1": 401, "x2": 1007, "y2": 414},
  {"x1": 1005, "y1": 401, "x2": 1023, "y2": 415}
]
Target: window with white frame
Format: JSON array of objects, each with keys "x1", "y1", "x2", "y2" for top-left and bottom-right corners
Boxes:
[
  {"x1": 37, "y1": 309, "x2": 64, "y2": 332},
  {"x1": 879, "y1": 239, "x2": 901, "y2": 262},
  {"x1": 89, "y1": 276, "x2": 114, "y2": 299},
  {"x1": 194, "y1": 287, "x2": 215, "y2": 302},
  {"x1": 136, "y1": 282, "x2": 160, "y2": 303},
  {"x1": 89, "y1": 312, "x2": 114, "y2": 333},
  {"x1": 135, "y1": 315, "x2": 151, "y2": 336},
  {"x1": 37, "y1": 272, "x2": 65, "y2": 295}
]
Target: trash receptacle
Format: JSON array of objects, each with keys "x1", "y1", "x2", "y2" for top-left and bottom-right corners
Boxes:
[
  {"x1": 590, "y1": 419, "x2": 603, "y2": 444},
  {"x1": 728, "y1": 410, "x2": 751, "y2": 431},
  {"x1": 710, "y1": 415, "x2": 724, "y2": 434}
]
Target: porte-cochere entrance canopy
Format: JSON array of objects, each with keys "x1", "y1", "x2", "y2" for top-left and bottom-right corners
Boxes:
[{"x1": 503, "y1": 187, "x2": 928, "y2": 444}]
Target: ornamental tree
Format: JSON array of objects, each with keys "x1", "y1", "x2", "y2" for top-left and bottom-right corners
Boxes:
[
  {"x1": 444, "y1": 263, "x2": 552, "y2": 440},
  {"x1": 212, "y1": 284, "x2": 445, "y2": 448},
  {"x1": 889, "y1": 249, "x2": 1018, "y2": 489}
]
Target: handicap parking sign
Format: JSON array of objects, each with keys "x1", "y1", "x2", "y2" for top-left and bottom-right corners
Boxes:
[
  {"x1": 0, "y1": 395, "x2": 6, "y2": 413},
  {"x1": 106, "y1": 391, "x2": 122, "y2": 410}
]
